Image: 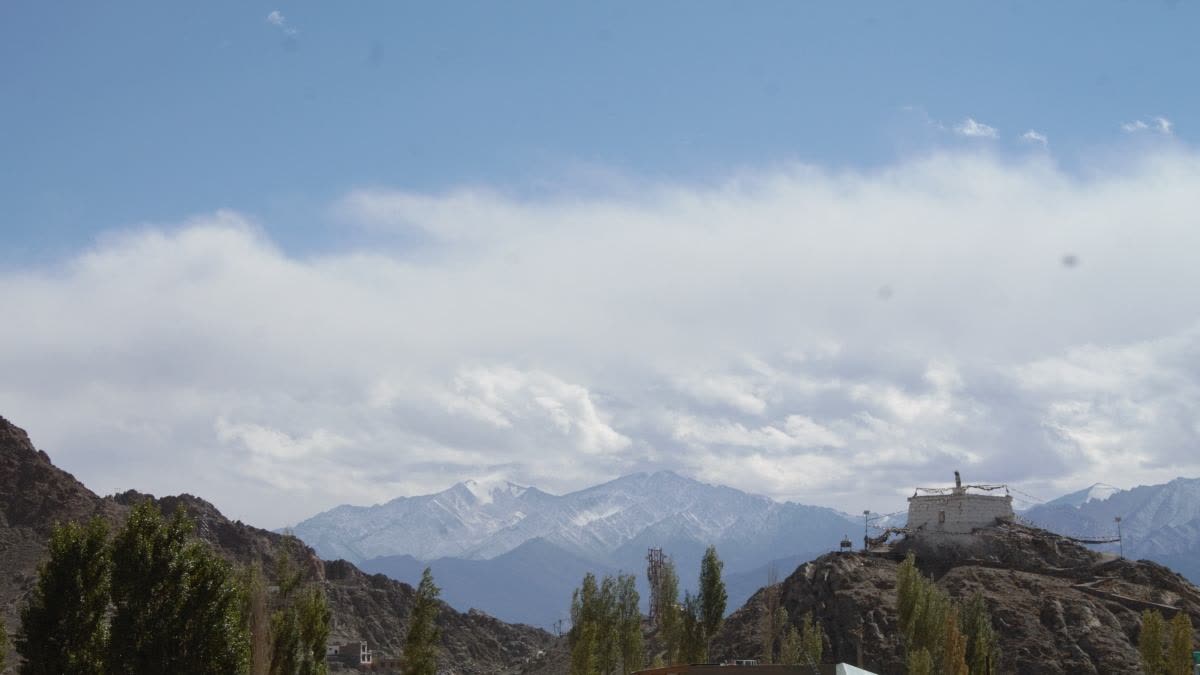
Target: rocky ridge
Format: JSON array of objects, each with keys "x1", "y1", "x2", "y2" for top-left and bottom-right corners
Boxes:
[
  {"x1": 712, "y1": 522, "x2": 1200, "y2": 674},
  {"x1": 0, "y1": 415, "x2": 557, "y2": 674}
]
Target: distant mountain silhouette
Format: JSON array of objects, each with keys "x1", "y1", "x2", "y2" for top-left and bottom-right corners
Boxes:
[{"x1": 292, "y1": 470, "x2": 859, "y2": 628}]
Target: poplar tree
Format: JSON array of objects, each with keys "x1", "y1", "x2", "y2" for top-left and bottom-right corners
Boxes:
[
  {"x1": 679, "y1": 591, "x2": 706, "y2": 662},
  {"x1": 569, "y1": 573, "x2": 600, "y2": 674},
  {"x1": 698, "y1": 546, "x2": 727, "y2": 655},
  {"x1": 16, "y1": 518, "x2": 111, "y2": 675},
  {"x1": 779, "y1": 624, "x2": 801, "y2": 664},
  {"x1": 907, "y1": 648, "x2": 934, "y2": 675},
  {"x1": 1140, "y1": 609, "x2": 1167, "y2": 675},
  {"x1": 402, "y1": 567, "x2": 441, "y2": 675},
  {"x1": 656, "y1": 559, "x2": 681, "y2": 663},
  {"x1": 570, "y1": 622, "x2": 598, "y2": 675},
  {"x1": 799, "y1": 611, "x2": 825, "y2": 668},
  {"x1": 595, "y1": 576, "x2": 619, "y2": 674},
  {"x1": 960, "y1": 592, "x2": 998, "y2": 675},
  {"x1": 242, "y1": 565, "x2": 271, "y2": 675},
  {"x1": 616, "y1": 574, "x2": 643, "y2": 674},
  {"x1": 568, "y1": 571, "x2": 643, "y2": 674},
  {"x1": 1166, "y1": 611, "x2": 1193, "y2": 675},
  {"x1": 940, "y1": 607, "x2": 968, "y2": 675},
  {"x1": 268, "y1": 537, "x2": 330, "y2": 675},
  {"x1": 895, "y1": 553, "x2": 975, "y2": 675},
  {"x1": 296, "y1": 586, "x2": 331, "y2": 675}
]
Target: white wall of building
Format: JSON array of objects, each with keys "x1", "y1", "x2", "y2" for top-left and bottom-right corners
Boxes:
[{"x1": 906, "y1": 493, "x2": 1013, "y2": 534}]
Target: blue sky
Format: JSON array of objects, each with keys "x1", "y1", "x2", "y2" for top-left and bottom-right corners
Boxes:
[
  {"x1": 3, "y1": 1, "x2": 1195, "y2": 260},
  {"x1": 4, "y1": 2, "x2": 1200, "y2": 527}
]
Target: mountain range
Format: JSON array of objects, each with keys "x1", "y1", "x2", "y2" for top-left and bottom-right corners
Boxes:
[
  {"x1": 290, "y1": 471, "x2": 860, "y2": 629},
  {"x1": 293, "y1": 471, "x2": 1200, "y2": 631},
  {"x1": 1023, "y1": 477, "x2": 1200, "y2": 584}
]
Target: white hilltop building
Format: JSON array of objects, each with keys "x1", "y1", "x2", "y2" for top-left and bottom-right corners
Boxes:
[{"x1": 905, "y1": 471, "x2": 1014, "y2": 535}]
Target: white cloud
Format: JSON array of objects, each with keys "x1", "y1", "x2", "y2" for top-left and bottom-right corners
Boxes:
[
  {"x1": 1122, "y1": 116, "x2": 1173, "y2": 135},
  {"x1": 266, "y1": 10, "x2": 297, "y2": 35},
  {"x1": 955, "y1": 117, "x2": 998, "y2": 138},
  {"x1": 5, "y1": 150, "x2": 1200, "y2": 525},
  {"x1": 1021, "y1": 130, "x2": 1048, "y2": 146}
]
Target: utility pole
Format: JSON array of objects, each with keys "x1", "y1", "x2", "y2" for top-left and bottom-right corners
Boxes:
[
  {"x1": 1115, "y1": 517, "x2": 1123, "y2": 558},
  {"x1": 863, "y1": 510, "x2": 871, "y2": 551}
]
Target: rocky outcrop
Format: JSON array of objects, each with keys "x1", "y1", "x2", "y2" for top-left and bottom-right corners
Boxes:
[
  {"x1": 0, "y1": 415, "x2": 558, "y2": 674},
  {"x1": 711, "y1": 523, "x2": 1200, "y2": 674}
]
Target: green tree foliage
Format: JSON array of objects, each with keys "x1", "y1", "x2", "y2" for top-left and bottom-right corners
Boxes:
[
  {"x1": 242, "y1": 565, "x2": 271, "y2": 675},
  {"x1": 655, "y1": 558, "x2": 681, "y2": 664},
  {"x1": 595, "y1": 576, "x2": 619, "y2": 673},
  {"x1": 698, "y1": 546, "x2": 727, "y2": 654},
  {"x1": 569, "y1": 572, "x2": 643, "y2": 674},
  {"x1": 1140, "y1": 609, "x2": 1167, "y2": 675},
  {"x1": 679, "y1": 591, "x2": 706, "y2": 663},
  {"x1": 894, "y1": 553, "x2": 972, "y2": 675},
  {"x1": 779, "y1": 624, "x2": 801, "y2": 665},
  {"x1": 570, "y1": 573, "x2": 600, "y2": 674},
  {"x1": 402, "y1": 567, "x2": 442, "y2": 675},
  {"x1": 570, "y1": 621, "x2": 598, "y2": 675},
  {"x1": 960, "y1": 592, "x2": 998, "y2": 675},
  {"x1": 108, "y1": 501, "x2": 249, "y2": 675},
  {"x1": 615, "y1": 575, "x2": 643, "y2": 674},
  {"x1": 799, "y1": 611, "x2": 825, "y2": 668},
  {"x1": 17, "y1": 518, "x2": 111, "y2": 675},
  {"x1": 296, "y1": 586, "x2": 331, "y2": 675},
  {"x1": 267, "y1": 538, "x2": 330, "y2": 675},
  {"x1": 268, "y1": 607, "x2": 299, "y2": 675},
  {"x1": 1137, "y1": 607, "x2": 1166, "y2": 672},
  {"x1": 1166, "y1": 611, "x2": 1194, "y2": 675},
  {"x1": 907, "y1": 648, "x2": 934, "y2": 675},
  {"x1": 940, "y1": 607, "x2": 968, "y2": 675},
  {"x1": 1142, "y1": 609, "x2": 1195, "y2": 675}
]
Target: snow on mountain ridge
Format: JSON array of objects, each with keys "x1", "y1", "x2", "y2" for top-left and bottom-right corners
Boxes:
[
  {"x1": 1084, "y1": 483, "x2": 1120, "y2": 504},
  {"x1": 290, "y1": 469, "x2": 857, "y2": 565},
  {"x1": 461, "y1": 477, "x2": 529, "y2": 505}
]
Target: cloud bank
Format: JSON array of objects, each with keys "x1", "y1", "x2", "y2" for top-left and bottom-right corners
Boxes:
[{"x1": 4, "y1": 150, "x2": 1200, "y2": 526}]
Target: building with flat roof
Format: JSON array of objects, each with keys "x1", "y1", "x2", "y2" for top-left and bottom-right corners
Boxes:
[{"x1": 906, "y1": 471, "x2": 1013, "y2": 536}]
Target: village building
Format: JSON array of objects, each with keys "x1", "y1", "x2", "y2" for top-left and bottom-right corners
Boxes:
[{"x1": 325, "y1": 640, "x2": 373, "y2": 669}]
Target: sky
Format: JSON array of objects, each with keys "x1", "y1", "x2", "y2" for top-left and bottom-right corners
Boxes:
[{"x1": 3, "y1": 1, "x2": 1200, "y2": 528}]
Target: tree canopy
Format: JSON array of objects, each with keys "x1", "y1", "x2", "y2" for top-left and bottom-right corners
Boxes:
[
  {"x1": 16, "y1": 518, "x2": 111, "y2": 675},
  {"x1": 402, "y1": 567, "x2": 442, "y2": 675}
]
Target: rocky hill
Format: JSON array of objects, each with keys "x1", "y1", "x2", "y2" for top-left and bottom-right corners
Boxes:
[
  {"x1": 711, "y1": 522, "x2": 1200, "y2": 674},
  {"x1": 0, "y1": 415, "x2": 558, "y2": 674}
]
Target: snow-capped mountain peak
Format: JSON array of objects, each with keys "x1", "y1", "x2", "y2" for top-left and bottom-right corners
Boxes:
[
  {"x1": 459, "y1": 478, "x2": 529, "y2": 505},
  {"x1": 1044, "y1": 482, "x2": 1126, "y2": 509},
  {"x1": 1082, "y1": 483, "x2": 1120, "y2": 505}
]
